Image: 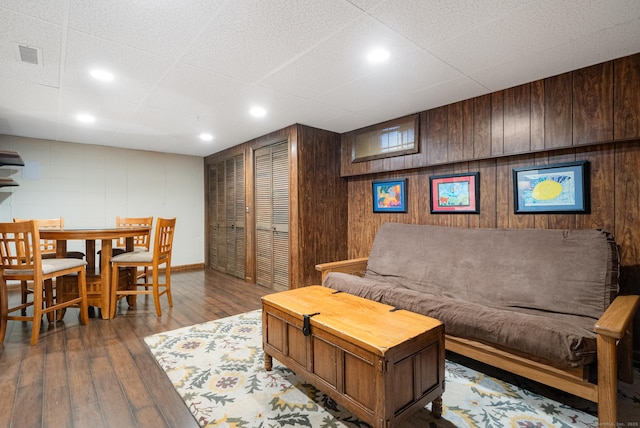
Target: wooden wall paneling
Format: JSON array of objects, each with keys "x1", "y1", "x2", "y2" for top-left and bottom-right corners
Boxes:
[
  {"x1": 614, "y1": 140, "x2": 640, "y2": 295},
  {"x1": 503, "y1": 84, "x2": 531, "y2": 154},
  {"x1": 387, "y1": 153, "x2": 406, "y2": 172},
  {"x1": 462, "y1": 99, "x2": 474, "y2": 160},
  {"x1": 475, "y1": 159, "x2": 497, "y2": 229},
  {"x1": 546, "y1": 150, "x2": 577, "y2": 229},
  {"x1": 573, "y1": 62, "x2": 613, "y2": 145},
  {"x1": 299, "y1": 126, "x2": 347, "y2": 282},
  {"x1": 530, "y1": 80, "x2": 545, "y2": 152},
  {"x1": 418, "y1": 168, "x2": 433, "y2": 225},
  {"x1": 575, "y1": 145, "x2": 615, "y2": 232},
  {"x1": 544, "y1": 73, "x2": 573, "y2": 149},
  {"x1": 448, "y1": 102, "x2": 464, "y2": 162},
  {"x1": 613, "y1": 140, "x2": 640, "y2": 361},
  {"x1": 614, "y1": 54, "x2": 640, "y2": 140},
  {"x1": 491, "y1": 91, "x2": 504, "y2": 155},
  {"x1": 409, "y1": 169, "x2": 425, "y2": 224},
  {"x1": 347, "y1": 176, "x2": 369, "y2": 259},
  {"x1": 426, "y1": 107, "x2": 448, "y2": 164},
  {"x1": 507, "y1": 156, "x2": 535, "y2": 229},
  {"x1": 473, "y1": 95, "x2": 491, "y2": 158},
  {"x1": 495, "y1": 157, "x2": 511, "y2": 228},
  {"x1": 467, "y1": 161, "x2": 480, "y2": 229}
]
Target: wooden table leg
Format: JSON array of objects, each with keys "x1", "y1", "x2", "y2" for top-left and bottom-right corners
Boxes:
[
  {"x1": 100, "y1": 239, "x2": 112, "y2": 320},
  {"x1": 431, "y1": 396, "x2": 442, "y2": 418},
  {"x1": 265, "y1": 353, "x2": 273, "y2": 371}
]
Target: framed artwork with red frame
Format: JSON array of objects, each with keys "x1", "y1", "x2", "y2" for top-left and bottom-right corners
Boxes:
[{"x1": 429, "y1": 172, "x2": 479, "y2": 214}]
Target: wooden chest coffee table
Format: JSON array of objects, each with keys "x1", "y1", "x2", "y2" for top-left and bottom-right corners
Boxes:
[{"x1": 262, "y1": 286, "x2": 444, "y2": 428}]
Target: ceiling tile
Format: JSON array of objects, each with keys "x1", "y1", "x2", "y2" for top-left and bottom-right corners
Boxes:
[
  {"x1": 63, "y1": 30, "x2": 174, "y2": 104},
  {"x1": 370, "y1": 0, "x2": 534, "y2": 49},
  {"x1": 56, "y1": 89, "x2": 138, "y2": 144},
  {"x1": 258, "y1": 14, "x2": 422, "y2": 99},
  {"x1": 430, "y1": 0, "x2": 640, "y2": 76},
  {"x1": 0, "y1": 0, "x2": 65, "y2": 24},
  {"x1": 67, "y1": 0, "x2": 227, "y2": 59},
  {"x1": 314, "y1": 50, "x2": 466, "y2": 114},
  {"x1": 0, "y1": 7, "x2": 62, "y2": 87},
  {"x1": 181, "y1": 0, "x2": 363, "y2": 82},
  {"x1": 144, "y1": 63, "x2": 247, "y2": 115},
  {"x1": 470, "y1": 16, "x2": 640, "y2": 91}
]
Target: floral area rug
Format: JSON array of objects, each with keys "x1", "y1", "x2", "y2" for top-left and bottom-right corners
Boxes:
[{"x1": 144, "y1": 310, "x2": 639, "y2": 427}]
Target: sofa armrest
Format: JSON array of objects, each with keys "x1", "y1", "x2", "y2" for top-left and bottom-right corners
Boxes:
[
  {"x1": 315, "y1": 257, "x2": 369, "y2": 283},
  {"x1": 594, "y1": 294, "x2": 640, "y2": 339}
]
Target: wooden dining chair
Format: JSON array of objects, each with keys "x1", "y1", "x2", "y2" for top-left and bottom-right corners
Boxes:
[
  {"x1": 13, "y1": 217, "x2": 84, "y2": 316},
  {"x1": 110, "y1": 217, "x2": 175, "y2": 317},
  {"x1": 0, "y1": 220, "x2": 89, "y2": 345},
  {"x1": 115, "y1": 216, "x2": 153, "y2": 252},
  {"x1": 114, "y1": 216, "x2": 153, "y2": 284}
]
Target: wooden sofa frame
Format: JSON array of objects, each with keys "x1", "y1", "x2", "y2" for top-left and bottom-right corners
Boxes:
[{"x1": 316, "y1": 257, "x2": 639, "y2": 426}]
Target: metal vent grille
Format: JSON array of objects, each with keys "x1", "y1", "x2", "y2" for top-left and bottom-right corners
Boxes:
[{"x1": 18, "y1": 45, "x2": 41, "y2": 65}]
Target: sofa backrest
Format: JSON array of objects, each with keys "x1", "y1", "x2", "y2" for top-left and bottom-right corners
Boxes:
[{"x1": 365, "y1": 223, "x2": 619, "y2": 320}]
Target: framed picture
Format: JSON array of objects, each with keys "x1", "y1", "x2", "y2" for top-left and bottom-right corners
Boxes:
[
  {"x1": 429, "y1": 172, "x2": 479, "y2": 214},
  {"x1": 372, "y1": 178, "x2": 407, "y2": 213},
  {"x1": 513, "y1": 161, "x2": 589, "y2": 214}
]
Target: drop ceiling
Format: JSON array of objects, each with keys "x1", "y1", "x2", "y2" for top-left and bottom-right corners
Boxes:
[{"x1": 1, "y1": 0, "x2": 639, "y2": 157}]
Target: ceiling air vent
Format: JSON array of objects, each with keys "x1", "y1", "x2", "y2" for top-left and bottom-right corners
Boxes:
[{"x1": 16, "y1": 44, "x2": 43, "y2": 66}]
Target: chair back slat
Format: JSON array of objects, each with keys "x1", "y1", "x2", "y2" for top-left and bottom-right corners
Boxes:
[
  {"x1": 0, "y1": 221, "x2": 40, "y2": 271},
  {"x1": 13, "y1": 217, "x2": 63, "y2": 256},
  {"x1": 153, "y1": 218, "x2": 176, "y2": 261},
  {"x1": 116, "y1": 216, "x2": 153, "y2": 249}
]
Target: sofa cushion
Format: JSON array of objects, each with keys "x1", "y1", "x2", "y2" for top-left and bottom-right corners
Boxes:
[
  {"x1": 383, "y1": 287, "x2": 597, "y2": 367},
  {"x1": 365, "y1": 223, "x2": 619, "y2": 320},
  {"x1": 324, "y1": 278, "x2": 597, "y2": 368},
  {"x1": 322, "y1": 272, "x2": 397, "y2": 303}
]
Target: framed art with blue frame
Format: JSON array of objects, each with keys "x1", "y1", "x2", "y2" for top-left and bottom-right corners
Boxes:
[
  {"x1": 372, "y1": 178, "x2": 407, "y2": 213},
  {"x1": 513, "y1": 161, "x2": 589, "y2": 214}
]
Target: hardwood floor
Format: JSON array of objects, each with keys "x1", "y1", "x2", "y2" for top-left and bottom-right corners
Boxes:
[{"x1": 0, "y1": 269, "x2": 274, "y2": 428}]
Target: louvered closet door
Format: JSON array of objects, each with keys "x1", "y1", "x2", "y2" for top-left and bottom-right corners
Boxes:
[
  {"x1": 255, "y1": 142, "x2": 289, "y2": 289},
  {"x1": 208, "y1": 155, "x2": 245, "y2": 279},
  {"x1": 224, "y1": 156, "x2": 245, "y2": 278},
  {"x1": 216, "y1": 161, "x2": 227, "y2": 272},
  {"x1": 208, "y1": 166, "x2": 219, "y2": 269}
]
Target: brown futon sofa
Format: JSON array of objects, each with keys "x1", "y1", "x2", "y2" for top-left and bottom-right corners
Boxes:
[{"x1": 316, "y1": 222, "x2": 639, "y2": 426}]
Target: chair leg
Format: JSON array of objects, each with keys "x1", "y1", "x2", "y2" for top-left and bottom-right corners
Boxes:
[
  {"x1": 78, "y1": 270, "x2": 89, "y2": 326},
  {"x1": 44, "y1": 279, "x2": 55, "y2": 323},
  {"x1": 21, "y1": 280, "x2": 28, "y2": 315},
  {"x1": 165, "y1": 264, "x2": 172, "y2": 307},
  {"x1": 110, "y1": 264, "x2": 120, "y2": 319},
  {"x1": 152, "y1": 269, "x2": 162, "y2": 316},
  {"x1": 30, "y1": 281, "x2": 43, "y2": 346}
]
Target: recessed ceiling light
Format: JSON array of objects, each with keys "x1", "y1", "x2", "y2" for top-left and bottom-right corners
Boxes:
[
  {"x1": 367, "y1": 48, "x2": 390, "y2": 63},
  {"x1": 199, "y1": 133, "x2": 214, "y2": 142},
  {"x1": 76, "y1": 113, "x2": 96, "y2": 124},
  {"x1": 249, "y1": 106, "x2": 267, "y2": 118},
  {"x1": 90, "y1": 69, "x2": 114, "y2": 82}
]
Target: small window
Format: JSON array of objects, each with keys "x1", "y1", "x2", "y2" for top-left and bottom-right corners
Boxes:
[{"x1": 352, "y1": 115, "x2": 418, "y2": 163}]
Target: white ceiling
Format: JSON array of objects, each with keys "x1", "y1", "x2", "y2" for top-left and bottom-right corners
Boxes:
[{"x1": 1, "y1": 0, "x2": 639, "y2": 158}]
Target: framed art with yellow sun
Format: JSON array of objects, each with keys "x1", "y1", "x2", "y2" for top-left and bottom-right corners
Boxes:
[
  {"x1": 372, "y1": 178, "x2": 407, "y2": 213},
  {"x1": 513, "y1": 161, "x2": 589, "y2": 214}
]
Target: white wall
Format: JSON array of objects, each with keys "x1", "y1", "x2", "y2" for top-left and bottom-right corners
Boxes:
[{"x1": 0, "y1": 135, "x2": 204, "y2": 267}]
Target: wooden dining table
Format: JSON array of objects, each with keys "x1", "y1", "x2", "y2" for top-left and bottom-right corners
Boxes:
[{"x1": 39, "y1": 227, "x2": 151, "y2": 320}]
